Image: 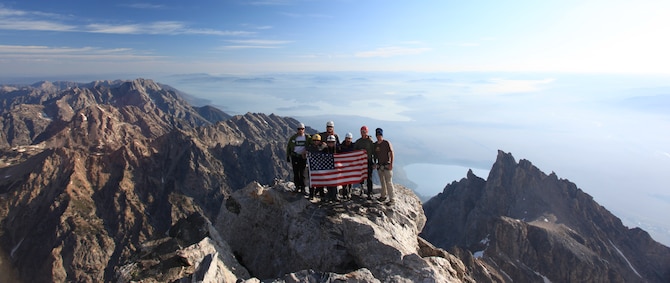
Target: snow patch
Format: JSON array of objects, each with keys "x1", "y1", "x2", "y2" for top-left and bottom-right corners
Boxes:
[
  {"x1": 609, "y1": 240, "x2": 642, "y2": 278},
  {"x1": 534, "y1": 270, "x2": 553, "y2": 283},
  {"x1": 479, "y1": 234, "x2": 490, "y2": 245},
  {"x1": 10, "y1": 238, "x2": 23, "y2": 259},
  {"x1": 474, "y1": 234, "x2": 490, "y2": 258},
  {"x1": 40, "y1": 112, "x2": 52, "y2": 120}
]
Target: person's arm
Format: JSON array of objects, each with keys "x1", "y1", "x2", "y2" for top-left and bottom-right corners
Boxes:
[
  {"x1": 286, "y1": 135, "x2": 294, "y2": 162},
  {"x1": 387, "y1": 141, "x2": 394, "y2": 170},
  {"x1": 371, "y1": 142, "x2": 378, "y2": 168}
]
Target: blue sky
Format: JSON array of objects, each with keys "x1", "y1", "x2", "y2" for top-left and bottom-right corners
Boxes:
[
  {"x1": 2, "y1": 0, "x2": 670, "y2": 76},
  {"x1": 1, "y1": 1, "x2": 669, "y2": 245}
]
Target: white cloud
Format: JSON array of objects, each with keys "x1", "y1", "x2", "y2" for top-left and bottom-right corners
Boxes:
[
  {"x1": 0, "y1": 45, "x2": 159, "y2": 61},
  {"x1": 227, "y1": 39, "x2": 291, "y2": 45},
  {"x1": 355, "y1": 46, "x2": 432, "y2": 58},
  {"x1": 219, "y1": 39, "x2": 292, "y2": 49},
  {"x1": 279, "y1": 12, "x2": 332, "y2": 18},
  {"x1": 0, "y1": 7, "x2": 252, "y2": 36},
  {"x1": 86, "y1": 22, "x2": 254, "y2": 36},
  {"x1": 0, "y1": 19, "x2": 75, "y2": 31}
]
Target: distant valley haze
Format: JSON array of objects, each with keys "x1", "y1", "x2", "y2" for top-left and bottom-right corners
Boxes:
[
  {"x1": 1, "y1": 0, "x2": 669, "y2": 246},
  {"x1": 155, "y1": 71, "x2": 670, "y2": 246}
]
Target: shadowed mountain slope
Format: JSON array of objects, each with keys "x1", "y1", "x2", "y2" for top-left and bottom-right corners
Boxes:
[
  {"x1": 0, "y1": 79, "x2": 301, "y2": 282},
  {"x1": 422, "y1": 150, "x2": 670, "y2": 282}
]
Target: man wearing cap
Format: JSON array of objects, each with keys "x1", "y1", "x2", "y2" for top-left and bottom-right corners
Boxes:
[
  {"x1": 286, "y1": 123, "x2": 310, "y2": 194},
  {"x1": 354, "y1": 126, "x2": 375, "y2": 200},
  {"x1": 373, "y1": 128, "x2": 395, "y2": 205}
]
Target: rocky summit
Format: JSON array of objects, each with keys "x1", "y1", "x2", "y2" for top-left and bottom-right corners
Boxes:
[
  {"x1": 422, "y1": 150, "x2": 670, "y2": 283},
  {"x1": 117, "y1": 181, "x2": 473, "y2": 282},
  {"x1": 1, "y1": 79, "x2": 668, "y2": 282}
]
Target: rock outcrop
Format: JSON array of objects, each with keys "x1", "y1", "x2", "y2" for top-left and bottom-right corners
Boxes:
[
  {"x1": 115, "y1": 212, "x2": 250, "y2": 283},
  {"x1": 214, "y1": 181, "x2": 472, "y2": 282},
  {"x1": 115, "y1": 181, "x2": 474, "y2": 282},
  {"x1": 421, "y1": 150, "x2": 670, "y2": 283}
]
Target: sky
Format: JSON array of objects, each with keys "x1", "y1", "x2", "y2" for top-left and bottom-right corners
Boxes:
[
  {"x1": 1, "y1": 1, "x2": 669, "y2": 245},
  {"x1": 2, "y1": 0, "x2": 670, "y2": 76}
]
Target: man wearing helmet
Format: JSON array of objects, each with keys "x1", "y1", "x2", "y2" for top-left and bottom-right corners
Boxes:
[
  {"x1": 322, "y1": 134, "x2": 340, "y2": 202},
  {"x1": 338, "y1": 132, "x2": 356, "y2": 200},
  {"x1": 319, "y1": 120, "x2": 340, "y2": 147},
  {"x1": 286, "y1": 123, "x2": 311, "y2": 194},
  {"x1": 305, "y1": 133, "x2": 326, "y2": 200}
]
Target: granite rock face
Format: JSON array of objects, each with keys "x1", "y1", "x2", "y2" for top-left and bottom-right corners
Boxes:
[
  {"x1": 216, "y1": 181, "x2": 473, "y2": 283},
  {"x1": 422, "y1": 150, "x2": 670, "y2": 283},
  {"x1": 0, "y1": 79, "x2": 302, "y2": 282}
]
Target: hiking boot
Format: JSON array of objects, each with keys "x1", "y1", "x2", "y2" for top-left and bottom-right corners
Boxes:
[
  {"x1": 367, "y1": 195, "x2": 373, "y2": 200},
  {"x1": 377, "y1": 197, "x2": 387, "y2": 202},
  {"x1": 386, "y1": 200, "x2": 395, "y2": 206}
]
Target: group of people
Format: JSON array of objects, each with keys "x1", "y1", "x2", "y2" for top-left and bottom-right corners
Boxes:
[{"x1": 286, "y1": 121, "x2": 395, "y2": 205}]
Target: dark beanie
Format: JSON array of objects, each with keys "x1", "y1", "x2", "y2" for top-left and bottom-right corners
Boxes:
[{"x1": 375, "y1": 128, "x2": 383, "y2": 136}]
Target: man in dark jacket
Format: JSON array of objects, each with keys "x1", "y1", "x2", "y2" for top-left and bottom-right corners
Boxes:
[{"x1": 354, "y1": 125, "x2": 375, "y2": 200}]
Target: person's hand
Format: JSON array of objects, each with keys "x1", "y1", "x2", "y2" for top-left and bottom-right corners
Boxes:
[{"x1": 387, "y1": 164, "x2": 393, "y2": 170}]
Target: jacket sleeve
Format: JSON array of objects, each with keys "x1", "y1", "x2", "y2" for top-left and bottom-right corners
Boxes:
[{"x1": 286, "y1": 134, "x2": 295, "y2": 157}]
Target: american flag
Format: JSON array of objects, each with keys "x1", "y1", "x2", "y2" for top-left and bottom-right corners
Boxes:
[{"x1": 308, "y1": 149, "x2": 368, "y2": 187}]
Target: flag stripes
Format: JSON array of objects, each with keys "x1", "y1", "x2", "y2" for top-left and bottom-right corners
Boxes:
[{"x1": 308, "y1": 149, "x2": 368, "y2": 187}]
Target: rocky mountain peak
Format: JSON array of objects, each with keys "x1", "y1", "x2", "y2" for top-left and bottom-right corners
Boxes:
[
  {"x1": 121, "y1": 78, "x2": 161, "y2": 92},
  {"x1": 2, "y1": 79, "x2": 667, "y2": 282},
  {"x1": 422, "y1": 150, "x2": 670, "y2": 282},
  {"x1": 0, "y1": 79, "x2": 299, "y2": 282}
]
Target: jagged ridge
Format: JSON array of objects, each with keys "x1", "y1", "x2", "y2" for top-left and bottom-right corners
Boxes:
[
  {"x1": 0, "y1": 79, "x2": 300, "y2": 282},
  {"x1": 421, "y1": 150, "x2": 670, "y2": 282}
]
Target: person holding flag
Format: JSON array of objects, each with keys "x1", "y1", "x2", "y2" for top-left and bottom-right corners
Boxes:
[
  {"x1": 320, "y1": 120, "x2": 340, "y2": 147},
  {"x1": 338, "y1": 132, "x2": 356, "y2": 200},
  {"x1": 354, "y1": 125, "x2": 375, "y2": 200},
  {"x1": 305, "y1": 134, "x2": 326, "y2": 200},
  {"x1": 307, "y1": 135, "x2": 368, "y2": 204},
  {"x1": 323, "y1": 135, "x2": 339, "y2": 202}
]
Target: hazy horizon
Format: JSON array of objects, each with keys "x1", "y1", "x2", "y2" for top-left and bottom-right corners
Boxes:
[
  {"x1": 154, "y1": 71, "x2": 669, "y2": 246},
  {"x1": 1, "y1": 1, "x2": 668, "y2": 245}
]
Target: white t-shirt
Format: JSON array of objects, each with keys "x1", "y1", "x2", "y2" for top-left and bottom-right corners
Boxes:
[{"x1": 294, "y1": 135, "x2": 307, "y2": 155}]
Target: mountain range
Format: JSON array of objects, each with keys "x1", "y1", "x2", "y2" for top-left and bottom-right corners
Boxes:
[{"x1": 0, "y1": 79, "x2": 667, "y2": 282}]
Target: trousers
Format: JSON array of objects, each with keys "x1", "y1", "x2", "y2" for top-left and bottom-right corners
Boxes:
[{"x1": 377, "y1": 167, "x2": 394, "y2": 200}]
